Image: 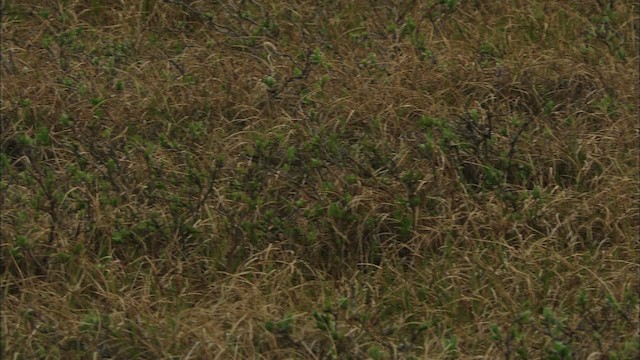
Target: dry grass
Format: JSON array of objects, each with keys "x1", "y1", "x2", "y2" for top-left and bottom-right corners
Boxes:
[{"x1": 1, "y1": 0, "x2": 638, "y2": 359}]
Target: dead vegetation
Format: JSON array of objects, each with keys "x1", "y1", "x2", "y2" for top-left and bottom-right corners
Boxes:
[{"x1": 1, "y1": 0, "x2": 638, "y2": 358}]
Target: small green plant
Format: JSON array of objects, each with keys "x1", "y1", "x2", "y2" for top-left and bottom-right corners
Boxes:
[
  {"x1": 265, "y1": 314, "x2": 294, "y2": 335},
  {"x1": 368, "y1": 345, "x2": 385, "y2": 360},
  {"x1": 35, "y1": 126, "x2": 50, "y2": 146},
  {"x1": 310, "y1": 48, "x2": 330, "y2": 68},
  {"x1": 443, "y1": 334, "x2": 459, "y2": 358},
  {"x1": 262, "y1": 75, "x2": 276, "y2": 89},
  {"x1": 401, "y1": 16, "x2": 416, "y2": 38},
  {"x1": 546, "y1": 340, "x2": 571, "y2": 360}
]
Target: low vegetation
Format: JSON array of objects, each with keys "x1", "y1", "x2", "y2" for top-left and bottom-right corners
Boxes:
[{"x1": 1, "y1": 0, "x2": 638, "y2": 358}]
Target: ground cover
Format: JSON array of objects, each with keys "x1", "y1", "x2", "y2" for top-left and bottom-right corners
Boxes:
[{"x1": 1, "y1": 1, "x2": 638, "y2": 358}]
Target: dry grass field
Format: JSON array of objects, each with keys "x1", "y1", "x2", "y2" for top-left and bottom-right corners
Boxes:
[{"x1": 1, "y1": 1, "x2": 638, "y2": 358}]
